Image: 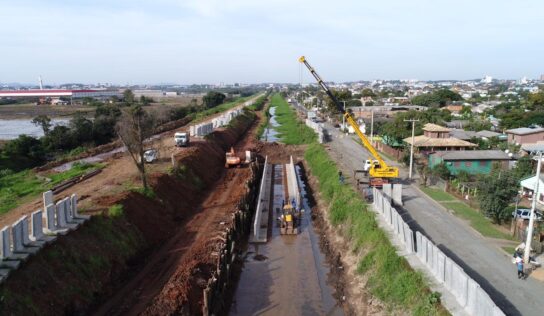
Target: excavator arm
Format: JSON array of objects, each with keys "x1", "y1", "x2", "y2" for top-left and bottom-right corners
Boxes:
[{"x1": 298, "y1": 56, "x2": 399, "y2": 179}]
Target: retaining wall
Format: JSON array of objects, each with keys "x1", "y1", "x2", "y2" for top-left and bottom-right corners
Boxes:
[
  {"x1": 201, "y1": 163, "x2": 260, "y2": 315},
  {"x1": 373, "y1": 188, "x2": 505, "y2": 316},
  {"x1": 0, "y1": 190, "x2": 88, "y2": 283},
  {"x1": 251, "y1": 157, "x2": 270, "y2": 243},
  {"x1": 305, "y1": 119, "x2": 327, "y2": 143}
]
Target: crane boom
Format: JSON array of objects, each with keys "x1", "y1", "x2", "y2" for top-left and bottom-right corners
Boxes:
[{"x1": 298, "y1": 56, "x2": 398, "y2": 179}]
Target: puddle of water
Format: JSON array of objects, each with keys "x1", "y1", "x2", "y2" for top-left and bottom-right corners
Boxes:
[
  {"x1": 231, "y1": 164, "x2": 344, "y2": 316},
  {"x1": 53, "y1": 146, "x2": 126, "y2": 172},
  {"x1": 0, "y1": 119, "x2": 69, "y2": 140},
  {"x1": 261, "y1": 106, "x2": 280, "y2": 142}
]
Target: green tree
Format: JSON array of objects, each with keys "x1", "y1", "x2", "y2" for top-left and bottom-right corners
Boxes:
[
  {"x1": 3, "y1": 135, "x2": 45, "y2": 168},
  {"x1": 323, "y1": 89, "x2": 352, "y2": 113},
  {"x1": 511, "y1": 156, "x2": 533, "y2": 181},
  {"x1": 465, "y1": 119, "x2": 492, "y2": 131},
  {"x1": 31, "y1": 115, "x2": 52, "y2": 135},
  {"x1": 123, "y1": 89, "x2": 135, "y2": 105},
  {"x1": 43, "y1": 125, "x2": 75, "y2": 151},
  {"x1": 411, "y1": 89, "x2": 462, "y2": 107},
  {"x1": 528, "y1": 92, "x2": 544, "y2": 109},
  {"x1": 361, "y1": 88, "x2": 376, "y2": 97},
  {"x1": 477, "y1": 170, "x2": 518, "y2": 224},
  {"x1": 432, "y1": 162, "x2": 451, "y2": 180},
  {"x1": 202, "y1": 91, "x2": 226, "y2": 109},
  {"x1": 70, "y1": 112, "x2": 94, "y2": 143}
]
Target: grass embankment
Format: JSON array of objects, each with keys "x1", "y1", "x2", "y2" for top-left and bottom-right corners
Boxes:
[
  {"x1": 306, "y1": 144, "x2": 445, "y2": 315},
  {"x1": 0, "y1": 208, "x2": 144, "y2": 314},
  {"x1": 272, "y1": 94, "x2": 445, "y2": 314},
  {"x1": 420, "y1": 187, "x2": 512, "y2": 240},
  {"x1": 255, "y1": 97, "x2": 271, "y2": 139},
  {"x1": 0, "y1": 162, "x2": 102, "y2": 214},
  {"x1": 191, "y1": 96, "x2": 252, "y2": 122},
  {"x1": 271, "y1": 93, "x2": 316, "y2": 144}
]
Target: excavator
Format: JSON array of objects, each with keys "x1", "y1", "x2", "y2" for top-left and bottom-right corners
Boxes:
[
  {"x1": 225, "y1": 147, "x2": 241, "y2": 168},
  {"x1": 279, "y1": 202, "x2": 300, "y2": 235},
  {"x1": 298, "y1": 56, "x2": 399, "y2": 186}
]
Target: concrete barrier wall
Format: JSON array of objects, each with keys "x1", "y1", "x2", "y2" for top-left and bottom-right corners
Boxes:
[
  {"x1": 253, "y1": 156, "x2": 269, "y2": 241},
  {"x1": 305, "y1": 119, "x2": 326, "y2": 143},
  {"x1": 0, "y1": 191, "x2": 87, "y2": 283},
  {"x1": 371, "y1": 187, "x2": 505, "y2": 315}
]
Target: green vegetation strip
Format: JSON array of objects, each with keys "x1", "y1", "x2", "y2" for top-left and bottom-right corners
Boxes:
[
  {"x1": 272, "y1": 93, "x2": 444, "y2": 314},
  {"x1": 0, "y1": 162, "x2": 102, "y2": 214},
  {"x1": 270, "y1": 93, "x2": 316, "y2": 145},
  {"x1": 306, "y1": 144, "x2": 445, "y2": 315},
  {"x1": 502, "y1": 246, "x2": 516, "y2": 255},
  {"x1": 420, "y1": 187, "x2": 512, "y2": 240},
  {"x1": 191, "y1": 95, "x2": 252, "y2": 121},
  {"x1": 419, "y1": 187, "x2": 456, "y2": 202}
]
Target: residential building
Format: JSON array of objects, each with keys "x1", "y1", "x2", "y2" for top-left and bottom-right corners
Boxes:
[
  {"x1": 506, "y1": 127, "x2": 544, "y2": 145},
  {"x1": 520, "y1": 175, "x2": 544, "y2": 206},
  {"x1": 403, "y1": 123, "x2": 477, "y2": 154},
  {"x1": 428, "y1": 150, "x2": 511, "y2": 175}
]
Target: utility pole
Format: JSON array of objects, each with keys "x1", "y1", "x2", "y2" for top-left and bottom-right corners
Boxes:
[
  {"x1": 340, "y1": 100, "x2": 347, "y2": 133},
  {"x1": 404, "y1": 119, "x2": 419, "y2": 180},
  {"x1": 524, "y1": 151, "x2": 543, "y2": 264},
  {"x1": 370, "y1": 110, "x2": 374, "y2": 146}
]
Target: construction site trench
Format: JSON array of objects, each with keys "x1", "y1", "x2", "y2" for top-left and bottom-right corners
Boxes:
[
  {"x1": 0, "y1": 102, "x2": 352, "y2": 315},
  {"x1": 230, "y1": 104, "x2": 347, "y2": 316}
]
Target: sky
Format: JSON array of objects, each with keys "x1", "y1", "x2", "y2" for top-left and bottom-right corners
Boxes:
[{"x1": 0, "y1": 0, "x2": 543, "y2": 84}]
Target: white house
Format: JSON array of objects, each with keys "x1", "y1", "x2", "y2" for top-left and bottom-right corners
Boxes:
[{"x1": 520, "y1": 175, "x2": 544, "y2": 206}]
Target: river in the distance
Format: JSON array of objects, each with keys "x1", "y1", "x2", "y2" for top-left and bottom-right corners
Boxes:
[{"x1": 0, "y1": 119, "x2": 69, "y2": 140}]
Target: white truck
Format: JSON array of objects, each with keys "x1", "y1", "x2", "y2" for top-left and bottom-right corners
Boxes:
[{"x1": 174, "y1": 132, "x2": 190, "y2": 147}]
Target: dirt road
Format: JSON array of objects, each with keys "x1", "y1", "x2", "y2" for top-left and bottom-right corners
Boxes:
[
  {"x1": 0, "y1": 95, "x2": 262, "y2": 229},
  {"x1": 93, "y1": 101, "x2": 262, "y2": 315}
]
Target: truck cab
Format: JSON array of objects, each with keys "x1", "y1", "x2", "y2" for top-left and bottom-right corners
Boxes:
[{"x1": 174, "y1": 132, "x2": 189, "y2": 147}]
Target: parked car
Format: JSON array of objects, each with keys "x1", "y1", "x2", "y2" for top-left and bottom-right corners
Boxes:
[
  {"x1": 512, "y1": 208, "x2": 543, "y2": 221},
  {"x1": 143, "y1": 149, "x2": 158, "y2": 163}
]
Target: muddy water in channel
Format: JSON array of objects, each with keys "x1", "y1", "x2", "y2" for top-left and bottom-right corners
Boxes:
[
  {"x1": 230, "y1": 162, "x2": 343, "y2": 315},
  {"x1": 260, "y1": 106, "x2": 280, "y2": 142}
]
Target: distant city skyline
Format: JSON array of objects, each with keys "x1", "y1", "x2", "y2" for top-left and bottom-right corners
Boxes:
[{"x1": 1, "y1": 0, "x2": 543, "y2": 84}]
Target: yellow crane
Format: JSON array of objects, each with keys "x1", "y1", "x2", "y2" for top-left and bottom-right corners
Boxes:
[{"x1": 298, "y1": 56, "x2": 399, "y2": 183}]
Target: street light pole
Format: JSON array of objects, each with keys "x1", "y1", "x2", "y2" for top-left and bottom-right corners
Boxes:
[
  {"x1": 404, "y1": 119, "x2": 419, "y2": 180},
  {"x1": 524, "y1": 151, "x2": 543, "y2": 264}
]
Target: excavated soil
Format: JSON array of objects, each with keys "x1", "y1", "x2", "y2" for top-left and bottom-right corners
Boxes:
[
  {"x1": 303, "y1": 161, "x2": 381, "y2": 316},
  {"x1": 0, "y1": 110, "x2": 259, "y2": 315}
]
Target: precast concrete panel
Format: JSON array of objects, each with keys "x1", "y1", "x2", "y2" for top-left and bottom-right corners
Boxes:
[
  {"x1": 421, "y1": 235, "x2": 428, "y2": 264},
  {"x1": 466, "y1": 278, "x2": 479, "y2": 315},
  {"x1": 403, "y1": 223, "x2": 413, "y2": 253},
  {"x1": 383, "y1": 183, "x2": 392, "y2": 200},
  {"x1": 437, "y1": 251, "x2": 446, "y2": 283},
  {"x1": 432, "y1": 245, "x2": 439, "y2": 278},
  {"x1": 416, "y1": 231, "x2": 423, "y2": 259},
  {"x1": 426, "y1": 240, "x2": 433, "y2": 269}
]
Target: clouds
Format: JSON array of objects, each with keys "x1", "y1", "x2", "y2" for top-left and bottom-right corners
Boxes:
[{"x1": 0, "y1": 0, "x2": 543, "y2": 84}]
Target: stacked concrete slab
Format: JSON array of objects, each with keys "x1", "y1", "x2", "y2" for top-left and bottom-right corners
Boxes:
[
  {"x1": 305, "y1": 119, "x2": 327, "y2": 143},
  {"x1": 285, "y1": 156, "x2": 301, "y2": 210},
  {"x1": 373, "y1": 188, "x2": 505, "y2": 316},
  {"x1": 0, "y1": 190, "x2": 89, "y2": 283}
]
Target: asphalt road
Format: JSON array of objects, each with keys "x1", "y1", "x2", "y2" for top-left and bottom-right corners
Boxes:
[{"x1": 323, "y1": 122, "x2": 544, "y2": 316}]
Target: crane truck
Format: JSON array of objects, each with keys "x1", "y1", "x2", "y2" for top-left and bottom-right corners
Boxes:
[{"x1": 298, "y1": 56, "x2": 399, "y2": 186}]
